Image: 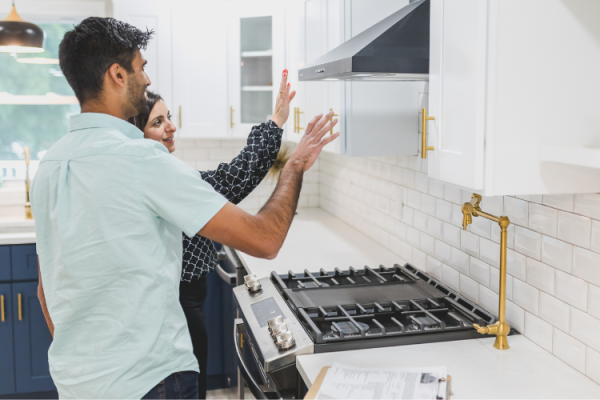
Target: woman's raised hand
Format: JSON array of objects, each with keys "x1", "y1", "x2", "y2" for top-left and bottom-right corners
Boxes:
[{"x1": 271, "y1": 69, "x2": 297, "y2": 129}]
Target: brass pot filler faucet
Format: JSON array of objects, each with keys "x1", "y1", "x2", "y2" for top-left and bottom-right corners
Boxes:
[{"x1": 462, "y1": 194, "x2": 511, "y2": 350}]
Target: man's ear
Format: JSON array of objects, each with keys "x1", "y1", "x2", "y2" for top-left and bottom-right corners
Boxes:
[{"x1": 106, "y1": 63, "x2": 127, "y2": 89}]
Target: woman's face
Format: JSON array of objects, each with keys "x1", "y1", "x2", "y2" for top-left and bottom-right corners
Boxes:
[{"x1": 143, "y1": 100, "x2": 176, "y2": 153}]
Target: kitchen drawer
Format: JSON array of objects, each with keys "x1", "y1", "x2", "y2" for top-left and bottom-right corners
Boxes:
[
  {"x1": 0, "y1": 246, "x2": 10, "y2": 281},
  {"x1": 11, "y1": 245, "x2": 38, "y2": 281},
  {"x1": 0, "y1": 283, "x2": 15, "y2": 395}
]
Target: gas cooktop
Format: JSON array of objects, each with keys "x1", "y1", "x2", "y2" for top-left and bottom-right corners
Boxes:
[{"x1": 271, "y1": 264, "x2": 500, "y2": 352}]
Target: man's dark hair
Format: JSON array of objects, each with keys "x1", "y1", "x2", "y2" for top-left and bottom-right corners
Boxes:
[{"x1": 59, "y1": 17, "x2": 153, "y2": 104}]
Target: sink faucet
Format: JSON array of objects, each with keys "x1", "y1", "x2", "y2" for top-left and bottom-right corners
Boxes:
[{"x1": 461, "y1": 193, "x2": 510, "y2": 350}]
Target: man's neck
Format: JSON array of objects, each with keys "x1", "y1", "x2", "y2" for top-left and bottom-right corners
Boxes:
[{"x1": 81, "y1": 100, "x2": 131, "y2": 120}]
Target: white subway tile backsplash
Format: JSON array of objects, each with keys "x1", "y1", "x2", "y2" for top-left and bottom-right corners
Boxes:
[
  {"x1": 526, "y1": 258, "x2": 555, "y2": 295},
  {"x1": 479, "y1": 285, "x2": 498, "y2": 315},
  {"x1": 470, "y1": 257, "x2": 490, "y2": 287},
  {"x1": 480, "y1": 238, "x2": 500, "y2": 269},
  {"x1": 443, "y1": 223, "x2": 461, "y2": 249},
  {"x1": 469, "y1": 216, "x2": 491, "y2": 239},
  {"x1": 504, "y1": 196, "x2": 529, "y2": 227},
  {"x1": 514, "y1": 226, "x2": 542, "y2": 260},
  {"x1": 490, "y1": 268, "x2": 513, "y2": 300},
  {"x1": 555, "y1": 270, "x2": 588, "y2": 311},
  {"x1": 570, "y1": 308, "x2": 600, "y2": 353},
  {"x1": 435, "y1": 198, "x2": 453, "y2": 223},
  {"x1": 587, "y1": 347, "x2": 600, "y2": 385},
  {"x1": 435, "y1": 240, "x2": 452, "y2": 265},
  {"x1": 507, "y1": 249, "x2": 527, "y2": 281},
  {"x1": 539, "y1": 292, "x2": 570, "y2": 333},
  {"x1": 420, "y1": 232, "x2": 435, "y2": 256},
  {"x1": 553, "y1": 328, "x2": 586, "y2": 373},
  {"x1": 402, "y1": 169, "x2": 415, "y2": 189},
  {"x1": 506, "y1": 300, "x2": 525, "y2": 333},
  {"x1": 429, "y1": 180, "x2": 444, "y2": 199},
  {"x1": 574, "y1": 193, "x2": 600, "y2": 220},
  {"x1": 517, "y1": 194, "x2": 543, "y2": 203},
  {"x1": 592, "y1": 221, "x2": 600, "y2": 254},
  {"x1": 451, "y1": 204, "x2": 465, "y2": 228},
  {"x1": 444, "y1": 184, "x2": 462, "y2": 205},
  {"x1": 589, "y1": 285, "x2": 600, "y2": 321},
  {"x1": 421, "y1": 193, "x2": 436, "y2": 215},
  {"x1": 460, "y1": 274, "x2": 479, "y2": 303},
  {"x1": 427, "y1": 256, "x2": 443, "y2": 280},
  {"x1": 461, "y1": 230, "x2": 480, "y2": 257},
  {"x1": 442, "y1": 264, "x2": 460, "y2": 291},
  {"x1": 525, "y1": 312, "x2": 553, "y2": 352},
  {"x1": 413, "y1": 248, "x2": 427, "y2": 271},
  {"x1": 513, "y1": 279, "x2": 539, "y2": 315},
  {"x1": 543, "y1": 194, "x2": 574, "y2": 212},
  {"x1": 400, "y1": 240, "x2": 413, "y2": 262},
  {"x1": 401, "y1": 206, "x2": 414, "y2": 226},
  {"x1": 529, "y1": 203, "x2": 558, "y2": 237},
  {"x1": 428, "y1": 217, "x2": 444, "y2": 240},
  {"x1": 414, "y1": 210, "x2": 428, "y2": 232},
  {"x1": 573, "y1": 246, "x2": 600, "y2": 287},
  {"x1": 450, "y1": 247, "x2": 470, "y2": 275},
  {"x1": 407, "y1": 226, "x2": 420, "y2": 248},
  {"x1": 482, "y1": 196, "x2": 504, "y2": 217},
  {"x1": 541, "y1": 235, "x2": 572, "y2": 273},
  {"x1": 407, "y1": 189, "x2": 421, "y2": 209},
  {"x1": 415, "y1": 172, "x2": 428, "y2": 192},
  {"x1": 557, "y1": 211, "x2": 592, "y2": 248}
]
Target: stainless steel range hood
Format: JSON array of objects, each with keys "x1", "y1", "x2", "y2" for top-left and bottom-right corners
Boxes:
[{"x1": 298, "y1": 0, "x2": 429, "y2": 82}]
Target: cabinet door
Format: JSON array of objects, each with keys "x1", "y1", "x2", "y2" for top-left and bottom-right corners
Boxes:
[
  {"x1": 303, "y1": 0, "x2": 329, "y2": 140},
  {"x1": 112, "y1": 1, "x2": 173, "y2": 108},
  {"x1": 11, "y1": 244, "x2": 37, "y2": 281},
  {"x1": 227, "y1": 1, "x2": 284, "y2": 139},
  {"x1": 13, "y1": 282, "x2": 55, "y2": 393},
  {"x1": 427, "y1": 0, "x2": 487, "y2": 189},
  {"x1": 285, "y1": 0, "x2": 307, "y2": 144},
  {"x1": 0, "y1": 284, "x2": 15, "y2": 395},
  {"x1": 0, "y1": 246, "x2": 10, "y2": 281},
  {"x1": 172, "y1": 1, "x2": 228, "y2": 139}
]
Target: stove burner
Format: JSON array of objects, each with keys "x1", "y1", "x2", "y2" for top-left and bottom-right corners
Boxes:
[
  {"x1": 412, "y1": 315, "x2": 440, "y2": 329},
  {"x1": 332, "y1": 321, "x2": 369, "y2": 336}
]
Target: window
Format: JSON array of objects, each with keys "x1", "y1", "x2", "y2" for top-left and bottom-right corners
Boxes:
[{"x1": 0, "y1": 23, "x2": 79, "y2": 182}]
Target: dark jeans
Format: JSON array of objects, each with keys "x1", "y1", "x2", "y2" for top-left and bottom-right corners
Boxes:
[
  {"x1": 179, "y1": 277, "x2": 209, "y2": 399},
  {"x1": 141, "y1": 371, "x2": 198, "y2": 399}
]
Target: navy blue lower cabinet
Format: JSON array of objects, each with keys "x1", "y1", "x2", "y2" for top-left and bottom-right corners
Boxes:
[
  {"x1": 12, "y1": 282, "x2": 55, "y2": 393},
  {"x1": 0, "y1": 284, "x2": 15, "y2": 395},
  {"x1": 0, "y1": 247, "x2": 10, "y2": 282},
  {"x1": 11, "y1": 245, "x2": 38, "y2": 281}
]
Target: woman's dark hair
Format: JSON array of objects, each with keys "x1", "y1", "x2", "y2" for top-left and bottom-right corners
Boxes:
[
  {"x1": 128, "y1": 91, "x2": 163, "y2": 131},
  {"x1": 59, "y1": 17, "x2": 153, "y2": 104}
]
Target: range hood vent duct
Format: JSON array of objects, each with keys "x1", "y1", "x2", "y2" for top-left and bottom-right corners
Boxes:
[{"x1": 299, "y1": 0, "x2": 429, "y2": 82}]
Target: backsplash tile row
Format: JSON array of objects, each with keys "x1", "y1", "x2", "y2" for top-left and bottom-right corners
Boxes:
[{"x1": 318, "y1": 151, "x2": 600, "y2": 385}]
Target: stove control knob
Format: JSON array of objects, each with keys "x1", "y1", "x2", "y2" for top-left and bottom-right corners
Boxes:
[
  {"x1": 267, "y1": 315, "x2": 284, "y2": 330},
  {"x1": 275, "y1": 331, "x2": 295, "y2": 350},
  {"x1": 244, "y1": 274, "x2": 262, "y2": 292}
]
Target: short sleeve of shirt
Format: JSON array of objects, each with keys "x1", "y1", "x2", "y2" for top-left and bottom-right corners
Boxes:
[{"x1": 139, "y1": 145, "x2": 228, "y2": 237}]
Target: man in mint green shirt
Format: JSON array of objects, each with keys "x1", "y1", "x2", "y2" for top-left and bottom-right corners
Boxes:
[{"x1": 32, "y1": 17, "x2": 338, "y2": 399}]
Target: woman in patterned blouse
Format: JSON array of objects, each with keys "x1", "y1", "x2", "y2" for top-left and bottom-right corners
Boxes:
[{"x1": 130, "y1": 70, "x2": 294, "y2": 398}]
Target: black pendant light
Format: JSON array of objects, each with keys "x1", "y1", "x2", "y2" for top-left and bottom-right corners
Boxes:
[{"x1": 0, "y1": 1, "x2": 45, "y2": 53}]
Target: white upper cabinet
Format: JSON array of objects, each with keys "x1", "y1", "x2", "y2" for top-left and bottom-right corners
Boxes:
[
  {"x1": 285, "y1": 0, "x2": 307, "y2": 143},
  {"x1": 171, "y1": 1, "x2": 228, "y2": 138},
  {"x1": 227, "y1": 1, "x2": 285, "y2": 138},
  {"x1": 428, "y1": 0, "x2": 600, "y2": 196}
]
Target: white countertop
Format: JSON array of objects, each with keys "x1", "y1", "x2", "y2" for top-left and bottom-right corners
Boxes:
[
  {"x1": 297, "y1": 336, "x2": 600, "y2": 399},
  {"x1": 0, "y1": 219, "x2": 36, "y2": 245},
  {"x1": 239, "y1": 208, "x2": 405, "y2": 278}
]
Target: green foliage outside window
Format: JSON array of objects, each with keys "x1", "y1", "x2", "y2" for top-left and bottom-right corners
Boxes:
[{"x1": 0, "y1": 23, "x2": 80, "y2": 161}]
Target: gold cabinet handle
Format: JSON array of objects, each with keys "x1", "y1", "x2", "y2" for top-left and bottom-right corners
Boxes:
[
  {"x1": 18, "y1": 293, "x2": 22, "y2": 321},
  {"x1": 294, "y1": 107, "x2": 304, "y2": 133},
  {"x1": 329, "y1": 109, "x2": 339, "y2": 135},
  {"x1": 1, "y1": 295, "x2": 4, "y2": 322},
  {"x1": 421, "y1": 108, "x2": 435, "y2": 159},
  {"x1": 230, "y1": 106, "x2": 235, "y2": 128},
  {"x1": 178, "y1": 106, "x2": 182, "y2": 129}
]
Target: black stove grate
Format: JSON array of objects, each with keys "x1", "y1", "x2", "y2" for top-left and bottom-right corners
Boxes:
[{"x1": 272, "y1": 264, "x2": 498, "y2": 346}]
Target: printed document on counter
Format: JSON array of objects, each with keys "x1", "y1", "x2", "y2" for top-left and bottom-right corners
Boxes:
[{"x1": 315, "y1": 363, "x2": 450, "y2": 400}]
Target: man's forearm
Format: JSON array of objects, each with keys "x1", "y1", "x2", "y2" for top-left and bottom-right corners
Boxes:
[{"x1": 255, "y1": 158, "x2": 305, "y2": 248}]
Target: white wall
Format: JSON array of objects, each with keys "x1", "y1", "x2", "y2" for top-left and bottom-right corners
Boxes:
[
  {"x1": 173, "y1": 139, "x2": 319, "y2": 214},
  {"x1": 319, "y1": 151, "x2": 600, "y2": 386}
]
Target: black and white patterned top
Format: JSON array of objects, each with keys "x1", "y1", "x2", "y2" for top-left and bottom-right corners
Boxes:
[{"x1": 180, "y1": 120, "x2": 283, "y2": 282}]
